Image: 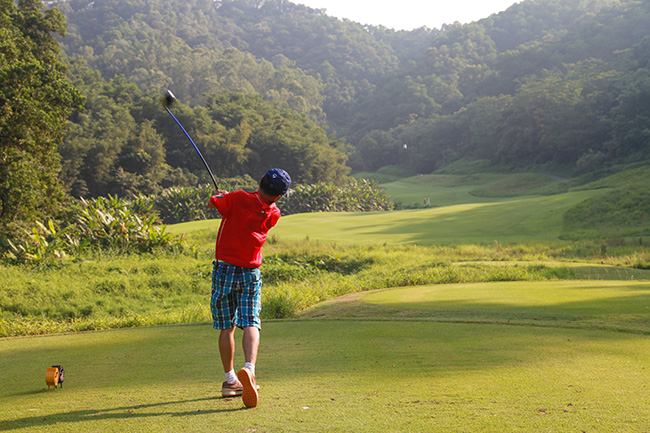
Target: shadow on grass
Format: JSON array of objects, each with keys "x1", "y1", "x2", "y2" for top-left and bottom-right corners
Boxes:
[{"x1": 0, "y1": 396, "x2": 245, "y2": 431}]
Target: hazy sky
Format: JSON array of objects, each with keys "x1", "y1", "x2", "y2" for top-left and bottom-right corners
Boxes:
[{"x1": 294, "y1": 0, "x2": 521, "y2": 30}]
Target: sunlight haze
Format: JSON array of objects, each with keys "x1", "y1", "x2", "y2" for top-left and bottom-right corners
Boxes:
[{"x1": 295, "y1": 0, "x2": 521, "y2": 30}]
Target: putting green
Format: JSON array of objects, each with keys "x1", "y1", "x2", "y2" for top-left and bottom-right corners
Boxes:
[
  {"x1": 379, "y1": 178, "x2": 497, "y2": 206},
  {"x1": 379, "y1": 173, "x2": 569, "y2": 205}
]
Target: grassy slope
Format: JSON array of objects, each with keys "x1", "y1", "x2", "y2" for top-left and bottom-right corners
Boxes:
[
  {"x1": 0, "y1": 255, "x2": 212, "y2": 335},
  {"x1": 169, "y1": 167, "x2": 650, "y2": 247},
  {"x1": 379, "y1": 172, "x2": 570, "y2": 206},
  {"x1": 304, "y1": 280, "x2": 650, "y2": 333},
  {"x1": 169, "y1": 171, "x2": 596, "y2": 245},
  {"x1": 4, "y1": 168, "x2": 646, "y2": 337}
]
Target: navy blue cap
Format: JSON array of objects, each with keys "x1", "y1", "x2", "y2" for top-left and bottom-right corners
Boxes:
[{"x1": 263, "y1": 168, "x2": 291, "y2": 195}]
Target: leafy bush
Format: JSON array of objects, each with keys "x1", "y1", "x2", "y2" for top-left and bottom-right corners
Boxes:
[
  {"x1": 3, "y1": 221, "x2": 72, "y2": 265},
  {"x1": 2, "y1": 177, "x2": 392, "y2": 267},
  {"x1": 279, "y1": 179, "x2": 394, "y2": 215},
  {"x1": 2, "y1": 195, "x2": 186, "y2": 266},
  {"x1": 128, "y1": 193, "x2": 158, "y2": 217},
  {"x1": 153, "y1": 185, "x2": 215, "y2": 224},
  {"x1": 139, "y1": 178, "x2": 393, "y2": 224},
  {"x1": 72, "y1": 196, "x2": 184, "y2": 252}
]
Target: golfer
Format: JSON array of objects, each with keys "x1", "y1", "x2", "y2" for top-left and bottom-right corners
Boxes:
[{"x1": 208, "y1": 168, "x2": 291, "y2": 408}]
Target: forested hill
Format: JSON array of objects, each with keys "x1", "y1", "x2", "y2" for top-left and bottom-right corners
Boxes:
[{"x1": 54, "y1": 0, "x2": 650, "y2": 179}]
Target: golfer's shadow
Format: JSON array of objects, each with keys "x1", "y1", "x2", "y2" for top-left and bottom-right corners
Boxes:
[{"x1": 0, "y1": 396, "x2": 245, "y2": 431}]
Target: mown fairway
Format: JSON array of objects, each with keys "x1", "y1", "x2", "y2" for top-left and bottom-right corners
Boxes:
[
  {"x1": 375, "y1": 172, "x2": 570, "y2": 206},
  {"x1": 269, "y1": 189, "x2": 602, "y2": 244}
]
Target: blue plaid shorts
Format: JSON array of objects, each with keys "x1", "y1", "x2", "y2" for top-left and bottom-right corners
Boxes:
[{"x1": 211, "y1": 260, "x2": 262, "y2": 330}]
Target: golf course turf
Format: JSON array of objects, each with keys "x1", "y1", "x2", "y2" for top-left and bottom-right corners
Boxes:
[
  {"x1": 2, "y1": 279, "x2": 650, "y2": 432},
  {"x1": 3, "y1": 170, "x2": 649, "y2": 431}
]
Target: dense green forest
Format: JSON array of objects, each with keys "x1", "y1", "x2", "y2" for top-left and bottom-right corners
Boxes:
[
  {"x1": 2, "y1": 0, "x2": 650, "y2": 240},
  {"x1": 0, "y1": 0, "x2": 85, "y2": 238},
  {"x1": 51, "y1": 0, "x2": 650, "y2": 174}
]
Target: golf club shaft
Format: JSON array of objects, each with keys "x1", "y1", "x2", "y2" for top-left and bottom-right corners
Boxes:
[{"x1": 164, "y1": 106, "x2": 219, "y2": 192}]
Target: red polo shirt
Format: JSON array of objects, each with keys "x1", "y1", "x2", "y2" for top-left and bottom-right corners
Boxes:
[{"x1": 210, "y1": 190, "x2": 281, "y2": 268}]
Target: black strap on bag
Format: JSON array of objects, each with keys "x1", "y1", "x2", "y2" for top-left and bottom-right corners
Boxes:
[{"x1": 52, "y1": 365, "x2": 64, "y2": 388}]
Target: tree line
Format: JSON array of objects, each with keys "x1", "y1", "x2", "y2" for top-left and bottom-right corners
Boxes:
[{"x1": 349, "y1": 0, "x2": 650, "y2": 173}]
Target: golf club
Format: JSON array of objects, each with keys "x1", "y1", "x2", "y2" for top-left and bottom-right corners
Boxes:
[{"x1": 161, "y1": 90, "x2": 219, "y2": 192}]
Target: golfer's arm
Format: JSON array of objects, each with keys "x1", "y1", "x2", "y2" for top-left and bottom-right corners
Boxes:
[{"x1": 208, "y1": 191, "x2": 228, "y2": 209}]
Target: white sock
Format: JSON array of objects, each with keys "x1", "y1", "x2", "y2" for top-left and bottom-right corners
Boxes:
[
  {"x1": 244, "y1": 362, "x2": 255, "y2": 376},
  {"x1": 225, "y1": 369, "x2": 237, "y2": 383}
]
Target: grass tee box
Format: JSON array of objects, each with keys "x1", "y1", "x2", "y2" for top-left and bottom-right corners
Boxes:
[{"x1": 2, "y1": 317, "x2": 650, "y2": 432}]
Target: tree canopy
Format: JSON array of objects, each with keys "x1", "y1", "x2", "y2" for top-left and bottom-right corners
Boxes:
[
  {"x1": 0, "y1": 0, "x2": 83, "y2": 237},
  {"x1": 49, "y1": 0, "x2": 650, "y2": 177}
]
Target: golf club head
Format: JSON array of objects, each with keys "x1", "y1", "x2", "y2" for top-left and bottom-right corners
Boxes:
[{"x1": 161, "y1": 89, "x2": 177, "y2": 109}]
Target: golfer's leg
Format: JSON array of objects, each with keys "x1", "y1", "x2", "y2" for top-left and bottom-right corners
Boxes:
[
  {"x1": 242, "y1": 326, "x2": 260, "y2": 365},
  {"x1": 239, "y1": 325, "x2": 261, "y2": 407},
  {"x1": 239, "y1": 267, "x2": 261, "y2": 367},
  {"x1": 219, "y1": 327, "x2": 236, "y2": 372}
]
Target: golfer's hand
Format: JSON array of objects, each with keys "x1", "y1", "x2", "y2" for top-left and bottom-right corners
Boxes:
[{"x1": 208, "y1": 190, "x2": 228, "y2": 209}]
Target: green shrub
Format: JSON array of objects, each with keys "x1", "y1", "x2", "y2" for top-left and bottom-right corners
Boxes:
[
  {"x1": 72, "y1": 196, "x2": 185, "y2": 253},
  {"x1": 153, "y1": 185, "x2": 216, "y2": 224},
  {"x1": 262, "y1": 289, "x2": 303, "y2": 319},
  {"x1": 128, "y1": 193, "x2": 158, "y2": 217},
  {"x1": 150, "y1": 177, "x2": 257, "y2": 223},
  {"x1": 145, "y1": 178, "x2": 393, "y2": 222},
  {"x1": 279, "y1": 179, "x2": 393, "y2": 215},
  {"x1": 3, "y1": 221, "x2": 73, "y2": 265}
]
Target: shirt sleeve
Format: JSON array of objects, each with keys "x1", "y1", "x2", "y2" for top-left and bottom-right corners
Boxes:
[
  {"x1": 210, "y1": 192, "x2": 233, "y2": 217},
  {"x1": 265, "y1": 207, "x2": 281, "y2": 231}
]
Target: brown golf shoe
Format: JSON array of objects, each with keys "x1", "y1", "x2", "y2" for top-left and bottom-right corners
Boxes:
[
  {"x1": 237, "y1": 367, "x2": 258, "y2": 408},
  {"x1": 221, "y1": 378, "x2": 260, "y2": 398},
  {"x1": 222, "y1": 380, "x2": 243, "y2": 397}
]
